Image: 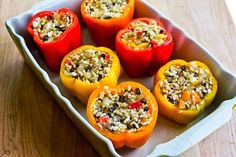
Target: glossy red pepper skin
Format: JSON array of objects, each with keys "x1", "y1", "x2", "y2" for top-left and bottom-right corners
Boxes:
[
  {"x1": 116, "y1": 18, "x2": 174, "y2": 77},
  {"x1": 26, "y1": 8, "x2": 82, "y2": 72},
  {"x1": 81, "y1": 0, "x2": 135, "y2": 49}
]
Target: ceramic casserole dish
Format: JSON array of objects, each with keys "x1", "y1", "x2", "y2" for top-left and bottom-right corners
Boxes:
[{"x1": 5, "y1": 0, "x2": 236, "y2": 156}]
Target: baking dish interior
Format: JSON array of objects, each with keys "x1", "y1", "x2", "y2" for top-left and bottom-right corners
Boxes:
[{"x1": 6, "y1": 0, "x2": 236, "y2": 156}]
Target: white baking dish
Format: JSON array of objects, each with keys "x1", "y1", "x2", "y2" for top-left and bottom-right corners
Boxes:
[{"x1": 5, "y1": 0, "x2": 236, "y2": 156}]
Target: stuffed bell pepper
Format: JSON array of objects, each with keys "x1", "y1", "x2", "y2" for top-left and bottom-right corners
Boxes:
[
  {"x1": 116, "y1": 18, "x2": 173, "y2": 77},
  {"x1": 27, "y1": 8, "x2": 82, "y2": 71},
  {"x1": 87, "y1": 81, "x2": 158, "y2": 148},
  {"x1": 153, "y1": 59, "x2": 218, "y2": 124},
  {"x1": 60, "y1": 45, "x2": 120, "y2": 104},
  {"x1": 81, "y1": 0, "x2": 135, "y2": 49}
]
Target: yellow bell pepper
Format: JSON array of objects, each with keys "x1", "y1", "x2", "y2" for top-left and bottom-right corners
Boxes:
[
  {"x1": 153, "y1": 59, "x2": 218, "y2": 124},
  {"x1": 60, "y1": 45, "x2": 121, "y2": 104}
]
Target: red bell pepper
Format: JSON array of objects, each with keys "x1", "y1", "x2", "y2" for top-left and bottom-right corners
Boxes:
[
  {"x1": 80, "y1": 0, "x2": 135, "y2": 49},
  {"x1": 116, "y1": 18, "x2": 173, "y2": 77},
  {"x1": 26, "y1": 8, "x2": 82, "y2": 72}
]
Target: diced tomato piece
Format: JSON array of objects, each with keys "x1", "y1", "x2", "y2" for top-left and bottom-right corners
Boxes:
[
  {"x1": 136, "y1": 31, "x2": 143, "y2": 36},
  {"x1": 99, "y1": 116, "x2": 109, "y2": 124},
  {"x1": 64, "y1": 59, "x2": 72, "y2": 65},
  {"x1": 129, "y1": 101, "x2": 143, "y2": 109},
  {"x1": 105, "y1": 54, "x2": 110, "y2": 61}
]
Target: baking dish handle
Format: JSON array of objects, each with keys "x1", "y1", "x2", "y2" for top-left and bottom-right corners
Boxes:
[{"x1": 147, "y1": 96, "x2": 236, "y2": 157}]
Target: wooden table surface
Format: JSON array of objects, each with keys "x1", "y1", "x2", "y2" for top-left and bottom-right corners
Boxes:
[{"x1": 1, "y1": 0, "x2": 236, "y2": 156}]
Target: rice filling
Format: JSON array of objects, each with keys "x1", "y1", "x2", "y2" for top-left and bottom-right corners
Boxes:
[
  {"x1": 32, "y1": 11, "x2": 73, "y2": 42},
  {"x1": 85, "y1": 0, "x2": 128, "y2": 19},
  {"x1": 121, "y1": 20, "x2": 167, "y2": 50},
  {"x1": 92, "y1": 86, "x2": 152, "y2": 133},
  {"x1": 63, "y1": 49, "x2": 113, "y2": 83},
  {"x1": 160, "y1": 62, "x2": 214, "y2": 110}
]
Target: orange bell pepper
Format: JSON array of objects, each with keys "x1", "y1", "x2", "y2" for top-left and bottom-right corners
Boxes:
[
  {"x1": 60, "y1": 45, "x2": 120, "y2": 104},
  {"x1": 153, "y1": 59, "x2": 218, "y2": 124},
  {"x1": 87, "y1": 81, "x2": 158, "y2": 148},
  {"x1": 80, "y1": 0, "x2": 135, "y2": 49}
]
